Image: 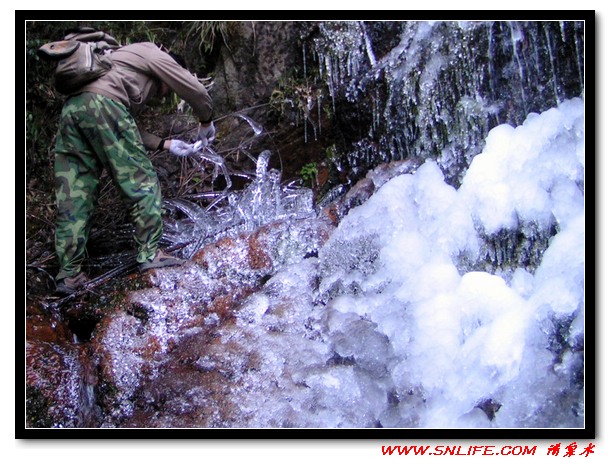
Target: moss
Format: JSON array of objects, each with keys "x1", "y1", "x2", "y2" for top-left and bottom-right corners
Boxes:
[{"x1": 25, "y1": 386, "x2": 53, "y2": 428}]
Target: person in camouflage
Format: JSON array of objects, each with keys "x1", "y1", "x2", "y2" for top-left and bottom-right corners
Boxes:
[{"x1": 53, "y1": 41, "x2": 215, "y2": 295}]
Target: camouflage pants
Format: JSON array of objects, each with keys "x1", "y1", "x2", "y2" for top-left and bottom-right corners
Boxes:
[{"x1": 54, "y1": 92, "x2": 163, "y2": 280}]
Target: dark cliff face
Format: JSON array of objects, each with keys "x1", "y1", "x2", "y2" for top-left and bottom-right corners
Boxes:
[
  {"x1": 307, "y1": 21, "x2": 585, "y2": 187},
  {"x1": 212, "y1": 21, "x2": 303, "y2": 113},
  {"x1": 209, "y1": 21, "x2": 584, "y2": 191}
]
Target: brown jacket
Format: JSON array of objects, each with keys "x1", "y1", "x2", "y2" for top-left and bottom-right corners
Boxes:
[{"x1": 77, "y1": 42, "x2": 213, "y2": 150}]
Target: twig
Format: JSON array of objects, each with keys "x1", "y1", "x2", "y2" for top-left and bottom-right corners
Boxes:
[{"x1": 43, "y1": 240, "x2": 195, "y2": 310}]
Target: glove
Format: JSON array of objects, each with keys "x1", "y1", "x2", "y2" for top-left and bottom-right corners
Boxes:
[
  {"x1": 168, "y1": 139, "x2": 195, "y2": 157},
  {"x1": 197, "y1": 121, "x2": 216, "y2": 148}
]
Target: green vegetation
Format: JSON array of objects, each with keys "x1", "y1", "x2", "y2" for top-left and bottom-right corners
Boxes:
[
  {"x1": 268, "y1": 71, "x2": 324, "y2": 128},
  {"x1": 185, "y1": 21, "x2": 232, "y2": 54},
  {"x1": 300, "y1": 162, "x2": 318, "y2": 186}
]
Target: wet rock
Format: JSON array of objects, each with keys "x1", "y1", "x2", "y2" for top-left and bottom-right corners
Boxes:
[
  {"x1": 476, "y1": 398, "x2": 503, "y2": 421},
  {"x1": 25, "y1": 300, "x2": 100, "y2": 428},
  {"x1": 123, "y1": 332, "x2": 258, "y2": 428},
  {"x1": 327, "y1": 310, "x2": 393, "y2": 379},
  {"x1": 92, "y1": 308, "x2": 169, "y2": 426},
  {"x1": 26, "y1": 300, "x2": 72, "y2": 344},
  {"x1": 89, "y1": 216, "x2": 334, "y2": 427},
  {"x1": 26, "y1": 339, "x2": 85, "y2": 427},
  {"x1": 192, "y1": 217, "x2": 334, "y2": 280}
]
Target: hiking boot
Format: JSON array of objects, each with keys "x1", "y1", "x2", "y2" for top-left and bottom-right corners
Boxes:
[
  {"x1": 55, "y1": 272, "x2": 90, "y2": 296},
  {"x1": 139, "y1": 250, "x2": 187, "y2": 272}
]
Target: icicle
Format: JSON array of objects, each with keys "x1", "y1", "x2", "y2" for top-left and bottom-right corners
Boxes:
[
  {"x1": 303, "y1": 42, "x2": 307, "y2": 80},
  {"x1": 255, "y1": 150, "x2": 272, "y2": 180},
  {"x1": 486, "y1": 24, "x2": 500, "y2": 124},
  {"x1": 168, "y1": 199, "x2": 207, "y2": 226},
  {"x1": 317, "y1": 50, "x2": 325, "y2": 82},
  {"x1": 236, "y1": 114, "x2": 263, "y2": 136},
  {"x1": 574, "y1": 28, "x2": 583, "y2": 92},
  {"x1": 508, "y1": 21, "x2": 528, "y2": 115},
  {"x1": 326, "y1": 55, "x2": 336, "y2": 112},
  {"x1": 373, "y1": 87, "x2": 380, "y2": 132},
  {"x1": 318, "y1": 92, "x2": 322, "y2": 138},
  {"x1": 359, "y1": 21, "x2": 377, "y2": 67},
  {"x1": 198, "y1": 147, "x2": 232, "y2": 191},
  {"x1": 543, "y1": 23, "x2": 561, "y2": 106},
  {"x1": 269, "y1": 168, "x2": 283, "y2": 218}
]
